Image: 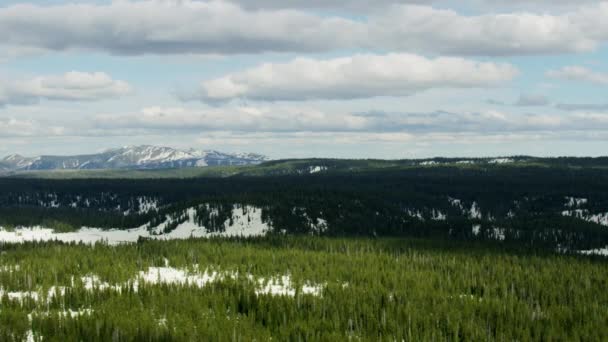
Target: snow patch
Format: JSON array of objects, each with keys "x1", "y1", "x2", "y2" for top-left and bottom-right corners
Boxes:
[
  {"x1": 472, "y1": 224, "x2": 481, "y2": 236},
  {"x1": 308, "y1": 166, "x2": 328, "y2": 174},
  {"x1": 488, "y1": 158, "x2": 514, "y2": 164},
  {"x1": 431, "y1": 209, "x2": 446, "y2": 221},
  {"x1": 0, "y1": 205, "x2": 270, "y2": 245},
  {"x1": 565, "y1": 197, "x2": 588, "y2": 208},
  {"x1": 405, "y1": 209, "x2": 424, "y2": 221},
  {"x1": 562, "y1": 210, "x2": 608, "y2": 226},
  {"x1": 420, "y1": 161, "x2": 438, "y2": 166},
  {"x1": 490, "y1": 227, "x2": 506, "y2": 241},
  {"x1": 82, "y1": 265, "x2": 324, "y2": 298},
  {"x1": 469, "y1": 202, "x2": 482, "y2": 219},
  {"x1": 579, "y1": 247, "x2": 608, "y2": 257}
]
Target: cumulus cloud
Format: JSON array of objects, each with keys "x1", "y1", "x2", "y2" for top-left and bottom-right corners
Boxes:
[
  {"x1": 0, "y1": 72, "x2": 132, "y2": 106},
  {"x1": 0, "y1": 1, "x2": 607, "y2": 57},
  {"x1": 546, "y1": 66, "x2": 608, "y2": 84},
  {"x1": 0, "y1": 1, "x2": 362, "y2": 56},
  {"x1": 366, "y1": 5, "x2": 595, "y2": 56},
  {"x1": 188, "y1": 54, "x2": 518, "y2": 102}
]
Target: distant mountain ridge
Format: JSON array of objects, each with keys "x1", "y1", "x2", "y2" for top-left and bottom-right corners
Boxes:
[{"x1": 0, "y1": 145, "x2": 269, "y2": 171}]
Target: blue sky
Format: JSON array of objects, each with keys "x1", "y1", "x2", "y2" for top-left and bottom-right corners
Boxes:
[{"x1": 1, "y1": 0, "x2": 608, "y2": 159}]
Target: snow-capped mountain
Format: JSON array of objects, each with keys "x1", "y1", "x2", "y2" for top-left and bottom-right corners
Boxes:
[{"x1": 0, "y1": 146, "x2": 269, "y2": 171}]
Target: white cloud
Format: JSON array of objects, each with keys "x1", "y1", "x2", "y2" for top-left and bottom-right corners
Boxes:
[
  {"x1": 93, "y1": 104, "x2": 608, "y2": 135},
  {"x1": 0, "y1": 1, "x2": 606, "y2": 57},
  {"x1": 546, "y1": 66, "x2": 608, "y2": 84},
  {"x1": 0, "y1": 1, "x2": 362, "y2": 56},
  {"x1": 226, "y1": 0, "x2": 604, "y2": 11},
  {"x1": 367, "y1": 5, "x2": 594, "y2": 56},
  {"x1": 190, "y1": 54, "x2": 518, "y2": 102},
  {"x1": 0, "y1": 118, "x2": 65, "y2": 137},
  {"x1": 557, "y1": 103, "x2": 608, "y2": 111},
  {"x1": 95, "y1": 105, "x2": 368, "y2": 132},
  {"x1": 0, "y1": 72, "x2": 133, "y2": 106}
]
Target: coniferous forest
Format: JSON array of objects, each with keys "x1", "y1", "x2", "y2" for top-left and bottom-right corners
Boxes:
[
  {"x1": 0, "y1": 238, "x2": 607, "y2": 341},
  {"x1": 0, "y1": 161, "x2": 607, "y2": 340}
]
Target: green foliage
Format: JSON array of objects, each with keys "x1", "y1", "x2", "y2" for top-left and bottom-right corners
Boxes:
[
  {"x1": 41, "y1": 220, "x2": 77, "y2": 233},
  {"x1": 0, "y1": 237, "x2": 606, "y2": 340}
]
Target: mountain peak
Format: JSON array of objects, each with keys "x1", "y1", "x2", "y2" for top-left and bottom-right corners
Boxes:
[{"x1": 1, "y1": 146, "x2": 268, "y2": 171}]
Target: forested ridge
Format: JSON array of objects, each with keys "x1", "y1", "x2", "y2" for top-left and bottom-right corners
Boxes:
[{"x1": 1, "y1": 164, "x2": 608, "y2": 250}]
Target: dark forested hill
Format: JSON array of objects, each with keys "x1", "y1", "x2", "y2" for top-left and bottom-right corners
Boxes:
[{"x1": 1, "y1": 160, "x2": 607, "y2": 251}]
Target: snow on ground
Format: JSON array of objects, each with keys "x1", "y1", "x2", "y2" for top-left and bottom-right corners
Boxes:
[
  {"x1": 565, "y1": 197, "x2": 588, "y2": 208},
  {"x1": 490, "y1": 227, "x2": 506, "y2": 241},
  {"x1": 562, "y1": 210, "x2": 608, "y2": 226},
  {"x1": 488, "y1": 158, "x2": 514, "y2": 164},
  {"x1": 0, "y1": 226, "x2": 152, "y2": 245},
  {"x1": 0, "y1": 264, "x2": 20, "y2": 273},
  {"x1": 448, "y1": 197, "x2": 463, "y2": 209},
  {"x1": 431, "y1": 209, "x2": 447, "y2": 221},
  {"x1": 0, "y1": 289, "x2": 39, "y2": 302},
  {"x1": 420, "y1": 161, "x2": 438, "y2": 166},
  {"x1": 448, "y1": 197, "x2": 482, "y2": 219},
  {"x1": 4, "y1": 264, "x2": 326, "y2": 306},
  {"x1": 579, "y1": 247, "x2": 608, "y2": 257},
  {"x1": 308, "y1": 166, "x2": 328, "y2": 174},
  {"x1": 82, "y1": 264, "x2": 324, "y2": 298},
  {"x1": 137, "y1": 197, "x2": 159, "y2": 214},
  {"x1": 469, "y1": 202, "x2": 482, "y2": 219},
  {"x1": 254, "y1": 275, "x2": 323, "y2": 297},
  {"x1": 256, "y1": 275, "x2": 296, "y2": 296},
  {"x1": 207, "y1": 205, "x2": 270, "y2": 238},
  {"x1": 405, "y1": 209, "x2": 424, "y2": 221},
  {"x1": 29, "y1": 309, "x2": 93, "y2": 320},
  {"x1": 0, "y1": 286, "x2": 66, "y2": 303},
  {"x1": 0, "y1": 205, "x2": 270, "y2": 245}
]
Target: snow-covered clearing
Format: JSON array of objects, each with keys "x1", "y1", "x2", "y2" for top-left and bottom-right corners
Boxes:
[
  {"x1": 0, "y1": 205, "x2": 270, "y2": 245},
  {"x1": 2, "y1": 263, "x2": 326, "y2": 303}
]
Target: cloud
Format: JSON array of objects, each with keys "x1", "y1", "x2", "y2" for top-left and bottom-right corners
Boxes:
[
  {"x1": 226, "y1": 0, "x2": 603, "y2": 11},
  {"x1": 515, "y1": 94, "x2": 550, "y2": 106},
  {"x1": 0, "y1": 118, "x2": 65, "y2": 137},
  {"x1": 366, "y1": 5, "x2": 595, "y2": 56},
  {"x1": 0, "y1": 1, "x2": 606, "y2": 57},
  {"x1": 95, "y1": 105, "x2": 369, "y2": 132},
  {"x1": 93, "y1": 105, "x2": 608, "y2": 135},
  {"x1": 0, "y1": 72, "x2": 132, "y2": 106},
  {"x1": 556, "y1": 103, "x2": 608, "y2": 111},
  {"x1": 188, "y1": 54, "x2": 518, "y2": 102},
  {"x1": 546, "y1": 66, "x2": 608, "y2": 84},
  {"x1": 0, "y1": 1, "x2": 362, "y2": 56}
]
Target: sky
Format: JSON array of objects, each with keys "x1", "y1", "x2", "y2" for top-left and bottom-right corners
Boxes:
[{"x1": 1, "y1": 0, "x2": 608, "y2": 159}]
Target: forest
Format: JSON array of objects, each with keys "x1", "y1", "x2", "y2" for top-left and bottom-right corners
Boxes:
[
  {"x1": 0, "y1": 237, "x2": 607, "y2": 341},
  {"x1": 0, "y1": 162, "x2": 607, "y2": 340},
  {"x1": 1, "y1": 163, "x2": 608, "y2": 250}
]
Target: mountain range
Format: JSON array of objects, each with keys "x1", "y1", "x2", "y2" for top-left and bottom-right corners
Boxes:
[{"x1": 0, "y1": 145, "x2": 269, "y2": 171}]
